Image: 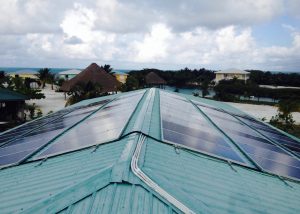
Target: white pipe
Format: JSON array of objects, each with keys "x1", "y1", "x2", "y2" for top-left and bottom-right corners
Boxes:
[{"x1": 131, "y1": 134, "x2": 195, "y2": 214}]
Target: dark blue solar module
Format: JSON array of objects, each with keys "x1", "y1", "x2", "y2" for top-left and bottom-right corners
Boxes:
[
  {"x1": 160, "y1": 91, "x2": 246, "y2": 164},
  {"x1": 35, "y1": 91, "x2": 144, "y2": 159},
  {"x1": 0, "y1": 100, "x2": 109, "y2": 167},
  {"x1": 237, "y1": 116, "x2": 300, "y2": 156},
  {"x1": 198, "y1": 105, "x2": 300, "y2": 180},
  {"x1": 0, "y1": 109, "x2": 71, "y2": 146}
]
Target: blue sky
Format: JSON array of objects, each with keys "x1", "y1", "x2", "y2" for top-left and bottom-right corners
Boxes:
[
  {"x1": 253, "y1": 15, "x2": 300, "y2": 47},
  {"x1": 0, "y1": 0, "x2": 299, "y2": 71}
]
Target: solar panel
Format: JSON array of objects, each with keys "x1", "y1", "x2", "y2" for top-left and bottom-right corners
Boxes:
[
  {"x1": 237, "y1": 116, "x2": 300, "y2": 156},
  {"x1": 34, "y1": 91, "x2": 145, "y2": 159},
  {"x1": 0, "y1": 109, "x2": 71, "y2": 146},
  {"x1": 198, "y1": 105, "x2": 300, "y2": 180},
  {"x1": 160, "y1": 91, "x2": 246, "y2": 164},
  {"x1": 0, "y1": 100, "x2": 109, "y2": 167}
]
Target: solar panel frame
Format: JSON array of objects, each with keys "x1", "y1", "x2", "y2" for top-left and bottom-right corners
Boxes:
[{"x1": 159, "y1": 91, "x2": 249, "y2": 165}]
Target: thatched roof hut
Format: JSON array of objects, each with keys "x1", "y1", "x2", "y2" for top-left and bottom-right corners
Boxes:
[
  {"x1": 60, "y1": 63, "x2": 119, "y2": 92},
  {"x1": 145, "y1": 72, "x2": 167, "y2": 87}
]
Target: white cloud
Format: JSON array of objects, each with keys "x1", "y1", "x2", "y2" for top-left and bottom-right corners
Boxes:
[
  {"x1": 0, "y1": 0, "x2": 299, "y2": 71},
  {"x1": 133, "y1": 24, "x2": 173, "y2": 62}
]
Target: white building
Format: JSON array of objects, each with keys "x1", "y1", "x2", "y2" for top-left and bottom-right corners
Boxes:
[
  {"x1": 58, "y1": 69, "x2": 82, "y2": 80},
  {"x1": 215, "y1": 68, "x2": 250, "y2": 83}
]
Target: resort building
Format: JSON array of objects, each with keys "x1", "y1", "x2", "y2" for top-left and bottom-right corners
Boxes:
[
  {"x1": 145, "y1": 71, "x2": 167, "y2": 88},
  {"x1": 0, "y1": 88, "x2": 27, "y2": 124},
  {"x1": 58, "y1": 69, "x2": 82, "y2": 80},
  {"x1": 9, "y1": 69, "x2": 38, "y2": 80},
  {"x1": 113, "y1": 70, "x2": 128, "y2": 84},
  {"x1": 215, "y1": 68, "x2": 250, "y2": 83},
  {"x1": 0, "y1": 88, "x2": 300, "y2": 213},
  {"x1": 60, "y1": 63, "x2": 119, "y2": 93}
]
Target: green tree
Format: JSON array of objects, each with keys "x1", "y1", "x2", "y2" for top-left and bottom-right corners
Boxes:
[
  {"x1": 9, "y1": 76, "x2": 45, "y2": 99},
  {"x1": 36, "y1": 68, "x2": 51, "y2": 88},
  {"x1": 47, "y1": 72, "x2": 56, "y2": 90},
  {"x1": 121, "y1": 75, "x2": 139, "y2": 92},
  {"x1": 100, "y1": 64, "x2": 114, "y2": 74},
  {"x1": 270, "y1": 99, "x2": 299, "y2": 132},
  {"x1": 0, "y1": 71, "x2": 9, "y2": 87},
  {"x1": 200, "y1": 79, "x2": 209, "y2": 97},
  {"x1": 66, "y1": 81, "x2": 105, "y2": 106}
]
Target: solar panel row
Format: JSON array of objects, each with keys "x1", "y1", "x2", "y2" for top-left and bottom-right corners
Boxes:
[
  {"x1": 160, "y1": 91, "x2": 246, "y2": 164},
  {"x1": 34, "y1": 91, "x2": 145, "y2": 159},
  {"x1": 197, "y1": 104, "x2": 300, "y2": 180},
  {"x1": 0, "y1": 109, "x2": 71, "y2": 146},
  {"x1": 0, "y1": 100, "x2": 110, "y2": 167},
  {"x1": 237, "y1": 117, "x2": 300, "y2": 157}
]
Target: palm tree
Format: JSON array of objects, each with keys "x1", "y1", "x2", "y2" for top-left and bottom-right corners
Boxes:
[
  {"x1": 100, "y1": 64, "x2": 114, "y2": 74},
  {"x1": 66, "y1": 81, "x2": 103, "y2": 106},
  {"x1": 0, "y1": 71, "x2": 9, "y2": 87},
  {"x1": 47, "y1": 73, "x2": 56, "y2": 90},
  {"x1": 36, "y1": 68, "x2": 51, "y2": 88}
]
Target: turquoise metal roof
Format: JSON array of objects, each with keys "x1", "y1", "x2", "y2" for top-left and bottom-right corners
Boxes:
[
  {"x1": 0, "y1": 88, "x2": 300, "y2": 213},
  {"x1": 0, "y1": 88, "x2": 28, "y2": 101}
]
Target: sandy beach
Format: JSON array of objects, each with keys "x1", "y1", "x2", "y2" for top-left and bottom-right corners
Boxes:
[
  {"x1": 26, "y1": 84, "x2": 67, "y2": 115},
  {"x1": 228, "y1": 102, "x2": 300, "y2": 124}
]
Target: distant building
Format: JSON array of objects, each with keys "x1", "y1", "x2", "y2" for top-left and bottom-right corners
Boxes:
[
  {"x1": 9, "y1": 69, "x2": 39, "y2": 80},
  {"x1": 145, "y1": 72, "x2": 167, "y2": 88},
  {"x1": 58, "y1": 69, "x2": 82, "y2": 80},
  {"x1": 215, "y1": 68, "x2": 250, "y2": 83},
  {"x1": 113, "y1": 71, "x2": 128, "y2": 84},
  {"x1": 0, "y1": 88, "x2": 27, "y2": 123},
  {"x1": 60, "y1": 63, "x2": 119, "y2": 93}
]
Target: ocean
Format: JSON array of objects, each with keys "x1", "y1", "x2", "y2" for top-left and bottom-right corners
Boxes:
[{"x1": 0, "y1": 67, "x2": 131, "y2": 74}]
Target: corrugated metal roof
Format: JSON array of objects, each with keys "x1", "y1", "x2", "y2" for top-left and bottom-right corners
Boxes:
[
  {"x1": 141, "y1": 139, "x2": 300, "y2": 214},
  {"x1": 58, "y1": 183, "x2": 180, "y2": 214},
  {"x1": 0, "y1": 88, "x2": 300, "y2": 213},
  {"x1": 0, "y1": 139, "x2": 127, "y2": 213},
  {"x1": 0, "y1": 88, "x2": 28, "y2": 101}
]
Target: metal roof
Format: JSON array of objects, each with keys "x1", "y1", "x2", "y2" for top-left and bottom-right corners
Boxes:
[
  {"x1": 0, "y1": 88, "x2": 28, "y2": 101},
  {"x1": 58, "y1": 69, "x2": 82, "y2": 75},
  {"x1": 215, "y1": 68, "x2": 250, "y2": 74},
  {"x1": 0, "y1": 88, "x2": 300, "y2": 213}
]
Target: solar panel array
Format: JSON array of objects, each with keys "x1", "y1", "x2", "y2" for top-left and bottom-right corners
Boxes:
[
  {"x1": 1, "y1": 88, "x2": 300, "y2": 181},
  {"x1": 0, "y1": 100, "x2": 109, "y2": 167},
  {"x1": 160, "y1": 91, "x2": 247, "y2": 164},
  {"x1": 195, "y1": 103, "x2": 300, "y2": 180},
  {"x1": 35, "y1": 91, "x2": 144, "y2": 159},
  {"x1": 0, "y1": 109, "x2": 70, "y2": 146}
]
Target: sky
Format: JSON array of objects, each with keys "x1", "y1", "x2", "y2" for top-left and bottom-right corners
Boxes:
[{"x1": 0, "y1": 0, "x2": 300, "y2": 71}]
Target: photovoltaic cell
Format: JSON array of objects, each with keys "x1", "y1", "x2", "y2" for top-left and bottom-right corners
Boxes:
[
  {"x1": 35, "y1": 91, "x2": 145, "y2": 159},
  {"x1": 198, "y1": 104, "x2": 300, "y2": 180},
  {"x1": 0, "y1": 100, "x2": 109, "y2": 167},
  {"x1": 237, "y1": 116, "x2": 300, "y2": 157},
  {"x1": 0, "y1": 109, "x2": 71, "y2": 146},
  {"x1": 160, "y1": 91, "x2": 246, "y2": 164}
]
